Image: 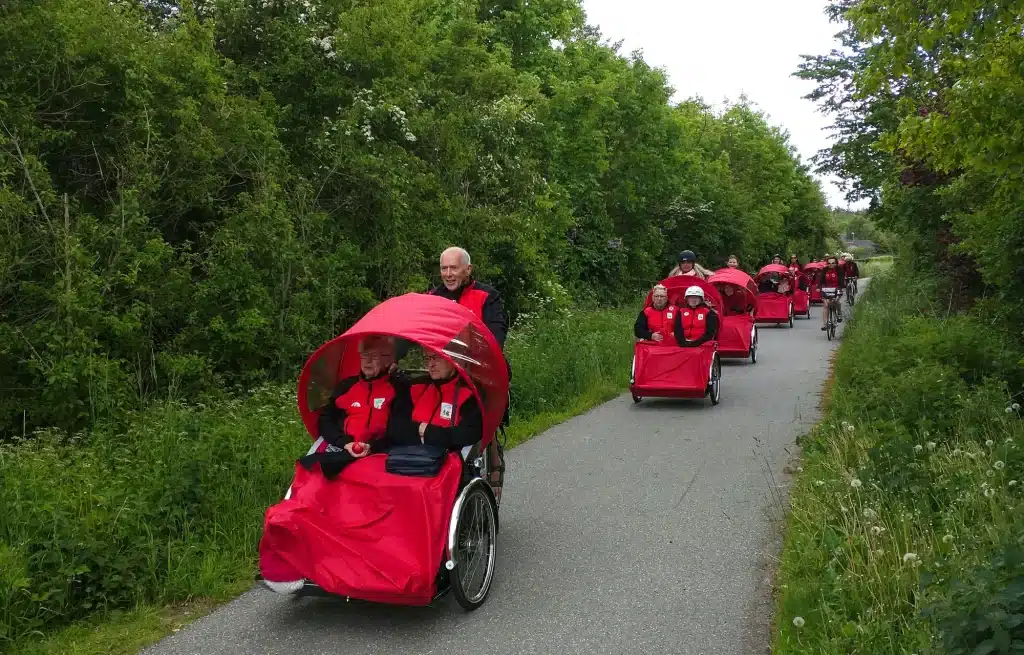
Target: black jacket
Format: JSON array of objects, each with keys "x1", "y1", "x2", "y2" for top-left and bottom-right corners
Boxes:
[
  {"x1": 429, "y1": 280, "x2": 508, "y2": 348},
  {"x1": 673, "y1": 306, "x2": 719, "y2": 348},
  {"x1": 634, "y1": 310, "x2": 655, "y2": 340}
]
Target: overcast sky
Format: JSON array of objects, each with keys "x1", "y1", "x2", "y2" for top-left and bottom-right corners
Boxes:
[{"x1": 581, "y1": 0, "x2": 866, "y2": 210}]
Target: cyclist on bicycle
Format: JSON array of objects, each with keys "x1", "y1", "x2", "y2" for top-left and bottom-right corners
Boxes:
[
  {"x1": 842, "y1": 254, "x2": 860, "y2": 293},
  {"x1": 817, "y1": 256, "x2": 846, "y2": 331}
]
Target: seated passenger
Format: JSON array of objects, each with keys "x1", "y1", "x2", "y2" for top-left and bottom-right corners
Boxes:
[
  {"x1": 788, "y1": 254, "x2": 802, "y2": 273},
  {"x1": 634, "y1": 284, "x2": 677, "y2": 344},
  {"x1": 771, "y1": 254, "x2": 783, "y2": 266},
  {"x1": 378, "y1": 349, "x2": 483, "y2": 451},
  {"x1": 301, "y1": 335, "x2": 405, "y2": 477},
  {"x1": 720, "y1": 284, "x2": 753, "y2": 316},
  {"x1": 673, "y1": 286, "x2": 719, "y2": 348},
  {"x1": 726, "y1": 254, "x2": 741, "y2": 270},
  {"x1": 758, "y1": 274, "x2": 780, "y2": 294}
]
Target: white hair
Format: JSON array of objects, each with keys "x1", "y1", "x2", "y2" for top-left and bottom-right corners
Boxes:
[
  {"x1": 441, "y1": 246, "x2": 471, "y2": 266},
  {"x1": 653, "y1": 284, "x2": 668, "y2": 293}
]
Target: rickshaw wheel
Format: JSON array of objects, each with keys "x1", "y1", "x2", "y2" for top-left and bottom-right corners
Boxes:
[
  {"x1": 709, "y1": 355, "x2": 722, "y2": 405},
  {"x1": 788, "y1": 305, "x2": 794, "y2": 328},
  {"x1": 451, "y1": 485, "x2": 497, "y2": 611},
  {"x1": 631, "y1": 393, "x2": 642, "y2": 404},
  {"x1": 749, "y1": 342, "x2": 757, "y2": 364}
]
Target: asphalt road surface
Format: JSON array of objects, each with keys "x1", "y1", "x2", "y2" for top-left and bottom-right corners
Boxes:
[{"x1": 143, "y1": 288, "x2": 862, "y2": 655}]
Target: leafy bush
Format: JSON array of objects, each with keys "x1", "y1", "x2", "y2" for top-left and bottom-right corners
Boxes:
[{"x1": 774, "y1": 265, "x2": 1024, "y2": 653}]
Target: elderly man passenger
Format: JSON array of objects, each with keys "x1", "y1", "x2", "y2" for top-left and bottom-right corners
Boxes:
[{"x1": 634, "y1": 284, "x2": 678, "y2": 345}]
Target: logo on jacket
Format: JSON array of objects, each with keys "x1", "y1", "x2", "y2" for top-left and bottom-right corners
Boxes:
[
  {"x1": 698, "y1": 314, "x2": 704, "y2": 321},
  {"x1": 373, "y1": 397, "x2": 386, "y2": 409},
  {"x1": 350, "y1": 401, "x2": 361, "y2": 408},
  {"x1": 440, "y1": 402, "x2": 454, "y2": 420}
]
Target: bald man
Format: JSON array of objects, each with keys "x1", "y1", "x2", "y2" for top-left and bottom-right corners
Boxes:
[{"x1": 429, "y1": 246, "x2": 508, "y2": 348}]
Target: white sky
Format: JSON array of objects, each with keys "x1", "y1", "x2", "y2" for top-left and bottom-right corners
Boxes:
[{"x1": 581, "y1": 0, "x2": 867, "y2": 210}]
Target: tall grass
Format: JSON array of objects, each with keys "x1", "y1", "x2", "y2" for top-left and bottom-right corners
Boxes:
[
  {"x1": 858, "y1": 255, "x2": 894, "y2": 278},
  {"x1": 0, "y1": 306, "x2": 637, "y2": 650},
  {"x1": 774, "y1": 268, "x2": 1024, "y2": 653}
]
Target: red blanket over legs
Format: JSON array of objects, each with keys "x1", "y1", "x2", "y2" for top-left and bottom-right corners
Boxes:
[{"x1": 259, "y1": 453, "x2": 462, "y2": 605}]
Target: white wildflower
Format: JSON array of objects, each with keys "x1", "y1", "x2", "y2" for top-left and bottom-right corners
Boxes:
[
  {"x1": 985, "y1": 487, "x2": 996, "y2": 498},
  {"x1": 1006, "y1": 407, "x2": 1014, "y2": 414},
  {"x1": 903, "y1": 552, "x2": 918, "y2": 563},
  {"x1": 942, "y1": 534, "x2": 954, "y2": 544},
  {"x1": 792, "y1": 616, "x2": 805, "y2": 628},
  {"x1": 815, "y1": 480, "x2": 825, "y2": 487},
  {"x1": 1013, "y1": 403, "x2": 1021, "y2": 411},
  {"x1": 847, "y1": 424, "x2": 856, "y2": 432},
  {"x1": 926, "y1": 441, "x2": 937, "y2": 450},
  {"x1": 987, "y1": 469, "x2": 996, "y2": 477},
  {"x1": 953, "y1": 449, "x2": 962, "y2": 456},
  {"x1": 986, "y1": 440, "x2": 995, "y2": 447},
  {"x1": 796, "y1": 466, "x2": 803, "y2": 473},
  {"x1": 995, "y1": 461, "x2": 1005, "y2": 470},
  {"x1": 870, "y1": 525, "x2": 883, "y2": 536},
  {"x1": 850, "y1": 478, "x2": 862, "y2": 489},
  {"x1": 914, "y1": 444, "x2": 923, "y2": 453},
  {"x1": 1009, "y1": 480, "x2": 1018, "y2": 487}
]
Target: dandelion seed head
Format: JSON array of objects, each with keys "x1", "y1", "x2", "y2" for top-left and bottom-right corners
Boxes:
[
  {"x1": 850, "y1": 478, "x2": 862, "y2": 489},
  {"x1": 1010, "y1": 480, "x2": 1018, "y2": 487},
  {"x1": 985, "y1": 487, "x2": 996, "y2": 498},
  {"x1": 986, "y1": 440, "x2": 995, "y2": 447},
  {"x1": 870, "y1": 525, "x2": 882, "y2": 536},
  {"x1": 926, "y1": 441, "x2": 937, "y2": 450},
  {"x1": 942, "y1": 534, "x2": 954, "y2": 543},
  {"x1": 903, "y1": 552, "x2": 918, "y2": 563},
  {"x1": 914, "y1": 444, "x2": 923, "y2": 453},
  {"x1": 953, "y1": 449, "x2": 962, "y2": 456},
  {"x1": 847, "y1": 424, "x2": 855, "y2": 432},
  {"x1": 792, "y1": 616, "x2": 805, "y2": 628},
  {"x1": 1007, "y1": 407, "x2": 1014, "y2": 414},
  {"x1": 1014, "y1": 403, "x2": 1021, "y2": 411},
  {"x1": 796, "y1": 466, "x2": 804, "y2": 473},
  {"x1": 815, "y1": 480, "x2": 825, "y2": 487},
  {"x1": 995, "y1": 461, "x2": 1005, "y2": 470},
  {"x1": 987, "y1": 469, "x2": 996, "y2": 477}
]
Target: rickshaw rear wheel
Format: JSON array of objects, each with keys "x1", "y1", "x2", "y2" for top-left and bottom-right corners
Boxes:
[
  {"x1": 451, "y1": 485, "x2": 497, "y2": 611},
  {"x1": 708, "y1": 355, "x2": 722, "y2": 405},
  {"x1": 631, "y1": 393, "x2": 642, "y2": 404}
]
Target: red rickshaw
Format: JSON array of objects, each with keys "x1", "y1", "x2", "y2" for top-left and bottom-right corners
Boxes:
[
  {"x1": 754, "y1": 264, "x2": 795, "y2": 328},
  {"x1": 709, "y1": 267, "x2": 758, "y2": 363},
  {"x1": 630, "y1": 276, "x2": 722, "y2": 405},
  {"x1": 258, "y1": 293, "x2": 508, "y2": 611},
  {"x1": 804, "y1": 261, "x2": 826, "y2": 304},
  {"x1": 791, "y1": 270, "x2": 811, "y2": 318}
]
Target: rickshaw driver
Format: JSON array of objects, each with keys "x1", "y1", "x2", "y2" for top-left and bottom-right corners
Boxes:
[
  {"x1": 670, "y1": 250, "x2": 713, "y2": 280},
  {"x1": 634, "y1": 284, "x2": 677, "y2": 344},
  {"x1": 673, "y1": 286, "x2": 720, "y2": 348},
  {"x1": 818, "y1": 256, "x2": 846, "y2": 330},
  {"x1": 432, "y1": 247, "x2": 508, "y2": 348}
]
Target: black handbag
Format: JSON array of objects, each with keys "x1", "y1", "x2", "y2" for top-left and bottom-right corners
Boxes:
[{"x1": 385, "y1": 444, "x2": 448, "y2": 477}]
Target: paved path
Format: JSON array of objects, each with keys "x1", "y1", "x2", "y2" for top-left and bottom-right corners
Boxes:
[{"x1": 143, "y1": 290, "x2": 861, "y2": 655}]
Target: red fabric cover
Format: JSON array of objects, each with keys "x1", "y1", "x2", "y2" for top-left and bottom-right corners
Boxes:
[
  {"x1": 756, "y1": 264, "x2": 793, "y2": 278},
  {"x1": 644, "y1": 276, "x2": 724, "y2": 315},
  {"x1": 709, "y1": 269, "x2": 758, "y2": 315},
  {"x1": 258, "y1": 453, "x2": 462, "y2": 606},
  {"x1": 756, "y1": 292, "x2": 792, "y2": 322},
  {"x1": 297, "y1": 294, "x2": 508, "y2": 447},
  {"x1": 717, "y1": 314, "x2": 754, "y2": 357},
  {"x1": 792, "y1": 288, "x2": 810, "y2": 314},
  {"x1": 630, "y1": 341, "x2": 715, "y2": 398}
]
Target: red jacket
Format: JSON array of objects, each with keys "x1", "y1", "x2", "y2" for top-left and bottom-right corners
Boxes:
[
  {"x1": 673, "y1": 305, "x2": 720, "y2": 347},
  {"x1": 375, "y1": 376, "x2": 483, "y2": 450},
  {"x1": 817, "y1": 267, "x2": 845, "y2": 290},
  {"x1": 429, "y1": 280, "x2": 507, "y2": 347},
  {"x1": 318, "y1": 373, "x2": 398, "y2": 445},
  {"x1": 635, "y1": 305, "x2": 678, "y2": 344}
]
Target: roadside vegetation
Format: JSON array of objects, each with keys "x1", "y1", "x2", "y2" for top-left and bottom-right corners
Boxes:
[
  {"x1": 778, "y1": 0, "x2": 1024, "y2": 651},
  {"x1": 856, "y1": 256, "x2": 893, "y2": 279}
]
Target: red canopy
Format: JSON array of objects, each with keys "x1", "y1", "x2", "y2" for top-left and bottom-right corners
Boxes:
[
  {"x1": 803, "y1": 261, "x2": 826, "y2": 271},
  {"x1": 296, "y1": 293, "x2": 509, "y2": 447},
  {"x1": 756, "y1": 264, "x2": 795, "y2": 280},
  {"x1": 645, "y1": 275, "x2": 724, "y2": 315},
  {"x1": 709, "y1": 268, "x2": 758, "y2": 304}
]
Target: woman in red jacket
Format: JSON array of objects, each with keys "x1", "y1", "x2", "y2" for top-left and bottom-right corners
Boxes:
[
  {"x1": 817, "y1": 257, "x2": 846, "y2": 330},
  {"x1": 673, "y1": 286, "x2": 720, "y2": 348}
]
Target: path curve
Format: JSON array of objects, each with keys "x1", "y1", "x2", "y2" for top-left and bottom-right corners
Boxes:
[{"x1": 142, "y1": 287, "x2": 863, "y2": 655}]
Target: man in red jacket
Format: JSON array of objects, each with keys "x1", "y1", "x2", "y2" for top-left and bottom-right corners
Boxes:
[
  {"x1": 430, "y1": 246, "x2": 508, "y2": 348},
  {"x1": 634, "y1": 284, "x2": 677, "y2": 344},
  {"x1": 818, "y1": 256, "x2": 846, "y2": 330},
  {"x1": 673, "y1": 286, "x2": 720, "y2": 347}
]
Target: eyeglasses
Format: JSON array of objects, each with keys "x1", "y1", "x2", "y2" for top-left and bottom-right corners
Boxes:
[{"x1": 358, "y1": 351, "x2": 382, "y2": 361}]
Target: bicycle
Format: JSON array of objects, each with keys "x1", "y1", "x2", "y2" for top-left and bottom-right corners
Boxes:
[
  {"x1": 846, "y1": 277, "x2": 858, "y2": 306},
  {"x1": 821, "y1": 289, "x2": 842, "y2": 341}
]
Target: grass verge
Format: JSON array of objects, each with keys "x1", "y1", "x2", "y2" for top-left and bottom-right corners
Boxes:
[
  {"x1": 858, "y1": 255, "x2": 894, "y2": 279},
  {"x1": 2, "y1": 306, "x2": 637, "y2": 655},
  {"x1": 773, "y1": 266, "x2": 1024, "y2": 653}
]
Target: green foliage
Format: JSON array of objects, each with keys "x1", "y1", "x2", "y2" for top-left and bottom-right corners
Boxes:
[
  {"x1": 0, "y1": 0, "x2": 833, "y2": 438},
  {"x1": 774, "y1": 265, "x2": 1024, "y2": 653}
]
